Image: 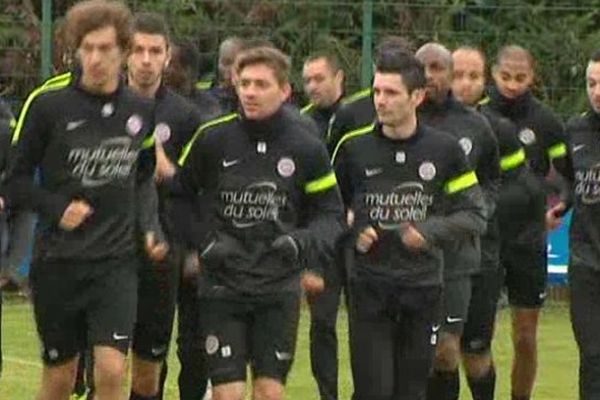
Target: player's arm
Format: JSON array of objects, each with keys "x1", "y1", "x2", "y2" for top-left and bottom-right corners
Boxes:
[
  {"x1": 291, "y1": 143, "x2": 345, "y2": 277},
  {"x1": 414, "y1": 143, "x2": 487, "y2": 247},
  {"x1": 4, "y1": 97, "x2": 71, "y2": 224},
  {"x1": 476, "y1": 121, "x2": 501, "y2": 219}
]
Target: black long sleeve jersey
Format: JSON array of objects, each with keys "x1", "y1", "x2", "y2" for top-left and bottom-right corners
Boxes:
[
  {"x1": 418, "y1": 95, "x2": 500, "y2": 278},
  {"x1": 6, "y1": 76, "x2": 158, "y2": 263},
  {"x1": 333, "y1": 123, "x2": 486, "y2": 287},
  {"x1": 565, "y1": 111, "x2": 600, "y2": 271},
  {"x1": 326, "y1": 88, "x2": 375, "y2": 154},
  {"x1": 482, "y1": 86, "x2": 571, "y2": 180},
  {"x1": 175, "y1": 107, "x2": 345, "y2": 296},
  {"x1": 300, "y1": 96, "x2": 343, "y2": 144}
]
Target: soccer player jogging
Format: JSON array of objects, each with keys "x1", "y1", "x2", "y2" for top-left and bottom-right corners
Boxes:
[
  {"x1": 559, "y1": 50, "x2": 600, "y2": 400},
  {"x1": 414, "y1": 43, "x2": 501, "y2": 400},
  {"x1": 333, "y1": 51, "x2": 486, "y2": 400},
  {"x1": 126, "y1": 12, "x2": 205, "y2": 400},
  {"x1": 4, "y1": 1, "x2": 166, "y2": 399},
  {"x1": 481, "y1": 45, "x2": 572, "y2": 400},
  {"x1": 451, "y1": 46, "x2": 536, "y2": 400},
  {"x1": 173, "y1": 46, "x2": 344, "y2": 400},
  {"x1": 300, "y1": 51, "x2": 346, "y2": 400}
]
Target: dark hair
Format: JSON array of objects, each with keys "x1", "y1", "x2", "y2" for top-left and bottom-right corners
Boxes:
[
  {"x1": 304, "y1": 51, "x2": 341, "y2": 73},
  {"x1": 65, "y1": 0, "x2": 133, "y2": 51},
  {"x1": 173, "y1": 40, "x2": 200, "y2": 73},
  {"x1": 495, "y1": 45, "x2": 535, "y2": 70},
  {"x1": 375, "y1": 51, "x2": 426, "y2": 93},
  {"x1": 235, "y1": 46, "x2": 291, "y2": 86},
  {"x1": 590, "y1": 49, "x2": 600, "y2": 63},
  {"x1": 453, "y1": 46, "x2": 486, "y2": 66},
  {"x1": 132, "y1": 12, "x2": 170, "y2": 46}
]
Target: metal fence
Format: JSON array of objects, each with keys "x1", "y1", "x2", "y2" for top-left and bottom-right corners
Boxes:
[{"x1": 2, "y1": 0, "x2": 600, "y2": 117}]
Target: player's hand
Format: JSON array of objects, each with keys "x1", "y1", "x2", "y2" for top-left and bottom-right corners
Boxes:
[
  {"x1": 154, "y1": 141, "x2": 176, "y2": 182},
  {"x1": 302, "y1": 271, "x2": 325, "y2": 296},
  {"x1": 59, "y1": 200, "x2": 93, "y2": 231},
  {"x1": 145, "y1": 231, "x2": 169, "y2": 262},
  {"x1": 0, "y1": 196, "x2": 5, "y2": 213},
  {"x1": 272, "y1": 234, "x2": 299, "y2": 261},
  {"x1": 183, "y1": 250, "x2": 201, "y2": 280},
  {"x1": 546, "y1": 201, "x2": 566, "y2": 231},
  {"x1": 356, "y1": 226, "x2": 378, "y2": 253},
  {"x1": 401, "y1": 223, "x2": 428, "y2": 251}
]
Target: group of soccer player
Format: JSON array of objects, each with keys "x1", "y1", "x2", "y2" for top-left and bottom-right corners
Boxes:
[{"x1": 0, "y1": 0, "x2": 599, "y2": 399}]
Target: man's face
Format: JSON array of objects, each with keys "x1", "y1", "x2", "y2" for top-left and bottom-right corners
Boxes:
[
  {"x1": 492, "y1": 57, "x2": 534, "y2": 100},
  {"x1": 128, "y1": 32, "x2": 170, "y2": 90},
  {"x1": 452, "y1": 49, "x2": 486, "y2": 106},
  {"x1": 373, "y1": 72, "x2": 423, "y2": 127},
  {"x1": 78, "y1": 25, "x2": 124, "y2": 94},
  {"x1": 587, "y1": 61, "x2": 600, "y2": 113},
  {"x1": 417, "y1": 50, "x2": 452, "y2": 103},
  {"x1": 237, "y1": 63, "x2": 290, "y2": 120},
  {"x1": 302, "y1": 58, "x2": 343, "y2": 108}
]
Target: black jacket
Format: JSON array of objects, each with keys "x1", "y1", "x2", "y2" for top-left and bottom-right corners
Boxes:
[
  {"x1": 174, "y1": 107, "x2": 345, "y2": 296},
  {"x1": 333, "y1": 123, "x2": 486, "y2": 287}
]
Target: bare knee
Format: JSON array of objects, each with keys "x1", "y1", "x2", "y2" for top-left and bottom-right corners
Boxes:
[
  {"x1": 253, "y1": 377, "x2": 284, "y2": 400},
  {"x1": 213, "y1": 381, "x2": 246, "y2": 400},
  {"x1": 94, "y1": 347, "x2": 127, "y2": 389},
  {"x1": 39, "y1": 358, "x2": 78, "y2": 400},
  {"x1": 463, "y1": 353, "x2": 493, "y2": 378},
  {"x1": 131, "y1": 354, "x2": 162, "y2": 396},
  {"x1": 434, "y1": 334, "x2": 461, "y2": 371}
]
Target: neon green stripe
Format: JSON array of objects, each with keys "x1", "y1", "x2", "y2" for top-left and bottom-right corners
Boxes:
[
  {"x1": 331, "y1": 123, "x2": 375, "y2": 164},
  {"x1": 41, "y1": 72, "x2": 72, "y2": 88},
  {"x1": 142, "y1": 136, "x2": 155, "y2": 149},
  {"x1": 12, "y1": 77, "x2": 71, "y2": 144},
  {"x1": 9, "y1": 118, "x2": 16, "y2": 129},
  {"x1": 195, "y1": 80, "x2": 212, "y2": 90},
  {"x1": 305, "y1": 171, "x2": 337, "y2": 194},
  {"x1": 178, "y1": 113, "x2": 239, "y2": 166},
  {"x1": 341, "y1": 88, "x2": 372, "y2": 105},
  {"x1": 445, "y1": 171, "x2": 478, "y2": 194},
  {"x1": 548, "y1": 142, "x2": 567, "y2": 159},
  {"x1": 300, "y1": 103, "x2": 314, "y2": 114},
  {"x1": 500, "y1": 148, "x2": 526, "y2": 171},
  {"x1": 477, "y1": 96, "x2": 490, "y2": 106}
]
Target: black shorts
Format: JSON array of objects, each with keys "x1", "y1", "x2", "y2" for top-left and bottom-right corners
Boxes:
[
  {"x1": 501, "y1": 240, "x2": 547, "y2": 308},
  {"x1": 30, "y1": 256, "x2": 138, "y2": 366},
  {"x1": 199, "y1": 292, "x2": 301, "y2": 386},
  {"x1": 132, "y1": 251, "x2": 179, "y2": 362},
  {"x1": 441, "y1": 277, "x2": 472, "y2": 335},
  {"x1": 461, "y1": 268, "x2": 501, "y2": 354},
  {"x1": 348, "y1": 277, "x2": 442, "y2": 399}
]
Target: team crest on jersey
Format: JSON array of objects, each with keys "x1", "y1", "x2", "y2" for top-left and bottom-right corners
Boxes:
[
  {"x1": 277, "y1": 157, "x2": 295, "y2": 177},
  {"x1": 101, "y1": 102, "x2": 114, "y2": 117},
  {"x1": 126, "y1": 114, "x2": 143, "y2": 136},
  {"x1": 419, "y1": 162, "x2": 436, "y2": 181},
  {"x1": 395, "y1": 151, "x2": 406, "y2": 164},
  {"x1": 154, "y1": 123, "x2": 171, "y2": 143},
  {"x1": 459, "y1": 137, "x2": 473, "y2": 155},
  {"x1": 518, "y1": 128, "x2": 536, "y2": 145},
  {"x1": 205, "y1": 335, "x2": 220, "y2": 355}
]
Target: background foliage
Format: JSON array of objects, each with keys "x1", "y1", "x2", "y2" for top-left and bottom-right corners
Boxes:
[{"x1": 2, "y1": 0, "x2": 600, "y2": 117}]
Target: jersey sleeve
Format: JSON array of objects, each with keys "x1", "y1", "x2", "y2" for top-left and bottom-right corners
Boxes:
[{"x1": 414, "y1": 141, "x2": 487, "y2": 247}]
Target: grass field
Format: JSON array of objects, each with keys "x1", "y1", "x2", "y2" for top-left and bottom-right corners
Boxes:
[{"x1": 0, "y1": 297, "x2": 578, "y2": 399}]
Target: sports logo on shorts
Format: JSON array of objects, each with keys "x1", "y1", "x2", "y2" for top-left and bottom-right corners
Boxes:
[
  {"x1": 47, "y1": 348, "x2": 59, "y2": 361},
  {"x1": 419, "y1": 162, "x2": 436, "y2": 181},
  {"x1": 518, "y1": 128, "x2": 536, "y2": 145},
  {"x1": 396, "y1": 151, "x2": 406, "y2": 164},
  {"x1": 154, "y1": 123, "x2": 171, "y2": 144},
  {"x1": 101, "y1": 102, "x2": 114, "y2": 117},
  {"x1": 277, "y1": 157, "x2": 295, "y2": 177},
  {"x1": 459, "y1": 137, "x2": 473, "y2": 155},
  {"x1": 205, "y1": 335, "x2": 220, "y2": 355},
  {"x1": 126, "y1": 114, "x2": 143, "y2": 136}
]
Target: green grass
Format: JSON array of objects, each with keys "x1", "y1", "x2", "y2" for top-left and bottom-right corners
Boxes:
[{"x1": 0, "y1": 297, "x2": 578, "y2": 399}]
